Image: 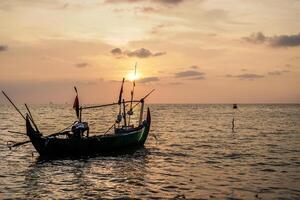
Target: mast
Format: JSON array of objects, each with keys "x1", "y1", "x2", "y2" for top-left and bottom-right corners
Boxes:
[
  {"x1": 116, "y1": 78, "x2": 125, "y2": 127},
  {"x1": 128, "y1": 63, "x2": 137, "y2": 126},
  {"x1": 122, "y1": 99, "x2": 127, "y2": 127},
  {"x1": 138, "y1": 99, "x2": 145, "y2": 125}
]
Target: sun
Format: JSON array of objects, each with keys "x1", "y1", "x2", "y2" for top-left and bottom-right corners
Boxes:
[{"x1": 127, "y1": 71, "x2": 141, "y2": 81}]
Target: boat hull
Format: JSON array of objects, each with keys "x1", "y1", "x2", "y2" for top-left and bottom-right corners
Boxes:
[{"x1": 26, "y1": 108, "x2": 151, "y2": 157}]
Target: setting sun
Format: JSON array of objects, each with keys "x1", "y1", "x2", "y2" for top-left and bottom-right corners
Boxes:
[{"x1": 127, "y1": 71, "x2": 141, "y2": 82}]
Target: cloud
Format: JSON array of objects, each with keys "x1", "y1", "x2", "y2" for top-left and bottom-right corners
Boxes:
[
  {"x1": 190, "y1": 65, "x2": 199, "y2": 69},
  {"x1": 227, "y1": 69, "x2": 290, "y2": 80},
  {"x1": 175, "y1": 70, "x2": 206, "y2": 80},
  {"x1": 189, "y1": 76, "x2": 205, "y2": 80},
  {"x1": 111, "y1": 48, "x2": 166, "y2": 58},
  {"x1": 152, "y1": 52, "x2": 166, "y2": 56},
  {"x1": 290, "y1": 56, "x2": 300, "y2": 61},
  {"x1": 270, "y1": 33, "x2": 300, "y2": 47},
  {"x1": 127, "y1": 48, "x2": 153, "y2": 58},
  {"x1": 155, "y1": 0, "x2": 184, "y2": 4},
  {"x1": 243, "y1": 32, "x2": 266, "y2": 44},
  {"x1": 0, "y1": 45, "x2": 8, "y2": 52},
  {"x1": 268, "y1": 70, "x2": 290, "y2": 76},
  {"x1": 136, "y1": 6, "x2": 160, "y2": 13},
  {"x1": 0, "y1": 0, "x2": 73, "y2": 10},
  {"x1": 243, "y1": 32, "x2": 300, "y2": 47},
  {"x1": 175, "y1": 70, "x2": 205, "y2": 77},
  {"x1": 111, "y1": 48, "x2": 122, "y2": 55},
  {"x1": 106, "y1": 0, "x2": 141, "y2": 3},
  {"x1": 226, "y1": 73, "x2": 264, "y2": 80},
  {"x1": 285, "y1": 64, "x2": 294, "y2": 68},
  {"x1": 105, "y1": 0, "x2": 185, "y2": 5},
  {"x1": 150, "y1": 23, "x2": 171, "y2": 34},
  {"x1": 127, "y1": 48, "x2": 166, "y2": 58},
  {"x1": 75, "y1": 62, "x2": 89, "y2": 68},
  {"x1": 138, "y1": 76, "x2": 160, "y2": 83}
]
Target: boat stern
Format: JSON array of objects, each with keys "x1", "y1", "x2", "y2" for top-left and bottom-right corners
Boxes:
[{"x1": 139, "y1": 107, "x2": 151, "y2": 145}]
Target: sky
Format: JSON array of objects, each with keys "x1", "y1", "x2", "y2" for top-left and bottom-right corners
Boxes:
[{"x1": 0, "y1": 0, "x2": 300, "y2": 104}]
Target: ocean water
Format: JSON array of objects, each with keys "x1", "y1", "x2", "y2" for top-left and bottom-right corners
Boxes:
[{"x1": 0, "y1": 104, "x2": 299, "y2": 199}]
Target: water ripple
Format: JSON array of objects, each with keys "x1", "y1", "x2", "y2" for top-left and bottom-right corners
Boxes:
[{"x1": 0, "y1": 104, "x2": 299, "y2": 199}]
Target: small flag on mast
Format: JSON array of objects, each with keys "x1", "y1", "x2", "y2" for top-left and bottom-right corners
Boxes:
[{"x1": 73, "y1": 87, "x2": 79, "y2": 119}]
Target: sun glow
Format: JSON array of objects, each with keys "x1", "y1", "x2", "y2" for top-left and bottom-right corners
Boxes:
[{"x1": 127, "y1": 71, "x2": 141, "y2": 81}]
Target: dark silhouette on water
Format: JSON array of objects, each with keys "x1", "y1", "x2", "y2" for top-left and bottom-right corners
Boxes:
[
  {"x1": 232, "y1": 117, "x2": 235, "y2": 133},
  {"x1": 233, "y1": 103, "x2": 238, "y2": 109},
  {"x1": 2, "y1": 76, "x2": 154, "y2": 157},
  {"x1": 232, "y1": 104, "x2": 238, "y2": 133}
]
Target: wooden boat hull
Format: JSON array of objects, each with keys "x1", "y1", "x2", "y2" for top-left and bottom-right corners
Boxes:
[{"x1": 26, "y1": 108, "x2": 151, "y2": 157}]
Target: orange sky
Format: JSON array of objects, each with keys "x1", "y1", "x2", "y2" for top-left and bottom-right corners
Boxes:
[{"x1": 0, "y1": 0, "x2": 300, "y2": 104}]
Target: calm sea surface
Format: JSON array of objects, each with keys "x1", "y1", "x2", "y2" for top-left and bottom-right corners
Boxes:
[{"x1": 0, "y1": 104, "x2": 299, "y2": 199}]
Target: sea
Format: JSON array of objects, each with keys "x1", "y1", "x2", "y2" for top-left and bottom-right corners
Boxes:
[{"x1": 0, "y1": 104, "x2": 299, "y2": 199}]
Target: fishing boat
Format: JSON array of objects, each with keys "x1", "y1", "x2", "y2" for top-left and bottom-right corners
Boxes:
[
  {"x1": 25, "y1": 107, "x2": 151, "y2": 157},
  {"x1": 4, "y1": 71, "x2": 154, "y2": 157},
  {"x1": 233, "y1": 103, "x2": 238, "y2": 109}
]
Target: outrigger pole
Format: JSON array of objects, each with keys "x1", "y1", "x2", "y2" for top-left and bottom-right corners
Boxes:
[
  {"x1": 7, "y1": 127, "x2": 71, "y2": 149},
  {"x1": 132, "y1": 89, "x2": 155, "y2": 110},
  {"x1": 2, "y1": 91, "x2": 26, "y2": 120},
  {"x1": 7, "y1": 140, "x2": 31, "y2": 149},
  {"x1": 2, "y1": 91, "x2": 38, "y2": 130},
  {"x1": 8, "y1": 130, "x2": 26, "y2": 135}
]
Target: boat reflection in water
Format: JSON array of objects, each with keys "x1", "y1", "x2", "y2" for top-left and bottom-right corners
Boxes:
[{"x1": 24, "y1": 148, "x2": 149, "y2": 199}]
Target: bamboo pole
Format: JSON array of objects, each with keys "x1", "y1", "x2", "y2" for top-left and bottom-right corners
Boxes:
[
  {"x1": 8, "y1": 130, "x2": 26, "y2": 135},
  {"x1": 81, "y1": 100, "x2": 140, "y2": 110},
  {"x1": 132, "y1": 89, "x2": 155, "y2": 110},
  {"x1": 2, "y1": 91, "x2": 25, "y2": 120}
]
